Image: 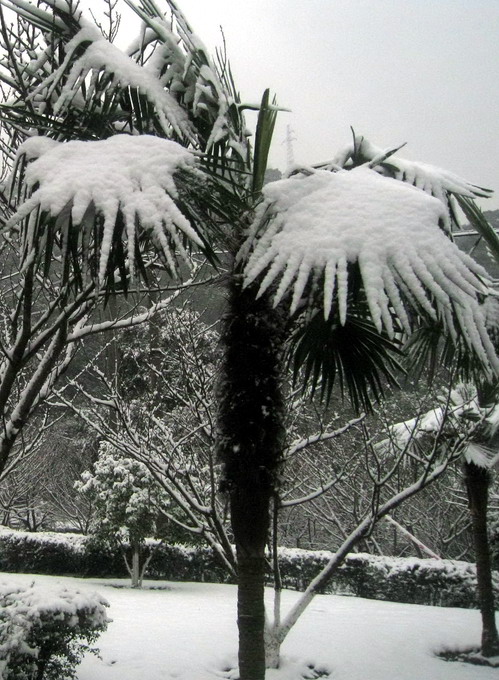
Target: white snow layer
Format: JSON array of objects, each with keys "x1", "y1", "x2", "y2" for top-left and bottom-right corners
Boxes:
[
  {"x1": 0, "y1": 581, "x2": 109, "y2": 626},
  {"x1": 2, "y1": 573, "x2": 496, "y2": 680},
  {"x1": 52, "y1": 23, "x2": 193, "y2": 141},
  {"x1": 9, "y1": 134, "x2": 202, "y2": 282},
  {"x1": 386, "y1": 382, "x2": 499, "y2": 469},
  {"x1": 243, "y1": 166, "x2": 498, "y2": 375}
]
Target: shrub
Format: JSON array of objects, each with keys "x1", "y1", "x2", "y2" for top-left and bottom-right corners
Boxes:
[
  {"x1": 0, "y1": 582, "x2": 110, "y2": 679},
  {"x1": 146, "y1": 542, "x2": 232, "y2": 584},
  {"x1": 1, "y1": 526, "x2": 496, "y2": 609},
  {"x1": 275, "y1": 547, "x2": 499, "y2": 608}
]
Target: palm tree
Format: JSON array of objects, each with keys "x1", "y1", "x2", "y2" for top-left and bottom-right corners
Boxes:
[
  {"x1": 384, "y1": 380, "x2": 499, "y2": 658},
  {"x1": 464, "y1": 456, "x2": 499, "y2": 657},
  {"x1": 0, "y1": 1, "x2": 497, "y2": 678}
]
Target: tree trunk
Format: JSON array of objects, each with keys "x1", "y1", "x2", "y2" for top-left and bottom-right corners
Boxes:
[
  {"x1": 264, "y1": 627, "x2": 281, "y2": 669},
  {"x1": 217, "y1": 275, "x2": 285, "y2": 680},
  {"x1": 464, "y1": 460, "x2": 499, "y2": 657},
  {"x1": 235, "y1": 543, "x2": 267, "y2": 678},
  {"x1": 130, "y1": 543, "x2": 142, "y2": 588}
]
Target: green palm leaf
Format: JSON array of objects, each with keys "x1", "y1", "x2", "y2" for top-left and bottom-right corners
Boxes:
[
  {"x1": 252, "y1": 89, "x2": 278, "y2": 194},
  {"x1": 456, "y1": 195, "x2": 499, "y2": 265},
  {"x1": 289, "y1": 310, "x2": 404, "y2": 412}
]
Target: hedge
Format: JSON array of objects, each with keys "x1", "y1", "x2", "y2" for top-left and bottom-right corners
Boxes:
[
  {"x1": 275, "y1": 547, "x2": 499, "y2": 608},
  {"x1": 0, "y1": 526, "x2": 496, "y2": 609}
]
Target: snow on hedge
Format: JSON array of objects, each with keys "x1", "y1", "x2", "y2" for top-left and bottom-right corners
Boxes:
[
  {"x1": 276, "y1": 547, "x2": 497, "y2": 608},
  {"x1": 0, "y1": 526, "x2": 494, "y2": 609},
  {"x1": 0, "y1": 525, "x2": 86, "y2": 551},
  {"x1": 0, "y1": 581, "x2": 109, "y2": 627}
]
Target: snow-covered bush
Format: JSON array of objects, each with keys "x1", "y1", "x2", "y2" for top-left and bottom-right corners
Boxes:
[
  {"x1": 76, "y1": 443, "x2": 170, "y2": 587},
  {"x1": 0, "y1": 581, "x2": 109, "y2": 679}
]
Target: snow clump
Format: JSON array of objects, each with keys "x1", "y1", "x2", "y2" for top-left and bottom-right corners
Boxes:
[
  {"x1": 8, "y1": 134, "x2": 202, "y2": 282},
  {"x1": 242, "y1": 166, "x2": 498, "y2": 376}
]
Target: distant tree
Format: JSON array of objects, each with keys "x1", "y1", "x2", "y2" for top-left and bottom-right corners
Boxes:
[{"x1": 76, "y1": 442, "x2": 168, "y2": 587}]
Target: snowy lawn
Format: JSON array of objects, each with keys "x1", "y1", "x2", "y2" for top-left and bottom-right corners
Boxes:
[{"x1": 2, "y1": 572, "x2": 498, "y2": 680}]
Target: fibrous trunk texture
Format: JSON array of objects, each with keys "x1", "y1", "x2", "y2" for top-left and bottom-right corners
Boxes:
[
  {"x1": 464, "y1": 461, "x2": 499, "y2": 657},
  {"x1": 217, "y1": 275, "x2": 286, "y2": 680}
]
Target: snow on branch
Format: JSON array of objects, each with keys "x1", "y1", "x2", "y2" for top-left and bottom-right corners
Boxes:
[
  {"x1": 284, "y1": 414, "x2": 365, "y2": 460},
  {"x1": 242, "y1": 164, "x2": 499, "y2": 377},
  {"x1": 7, "y1": 134, "x2": 203, "y2": 283}
]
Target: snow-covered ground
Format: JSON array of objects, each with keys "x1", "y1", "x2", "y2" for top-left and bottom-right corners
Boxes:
[{"x1": 2, "y1": 572, "x2": 497, "y2": 680}]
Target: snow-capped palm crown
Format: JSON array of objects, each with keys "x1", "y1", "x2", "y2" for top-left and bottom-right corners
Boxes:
[
  {"x1": 241, "y1": 146, "x2": 499, "y2": 379},
  {"x1": 0, "y1": 0, "x2": 251, "y2": 285},
  {"x1": 1, "y1": 1, "x2": 498, "y2": 381}
]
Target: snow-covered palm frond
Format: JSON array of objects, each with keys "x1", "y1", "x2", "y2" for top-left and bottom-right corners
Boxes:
[
  {"x1": 383, "y1": 382, "x2": 499, "y2": 469},
  {"x1": 0, "y1": 0, "x2": 250, "y2": 175},
  {"x1": 242, "y1": 164, "x2": 498, "y2": 378},
  {"x1": 126, "y1": 1, "x2": 249, "y2": 162},
  {"x1": 330, "y1": 135, "x2": 492, "y2": 201},
  {"x1": 6, "y1": 134, "x2": 212, "y2": 285},
  {"x1": 46, "y1": 22, "x2": 195, "y2": 142},
  {"x1": 357, "y1": 136, "x2": 490, "y2": 195},
  {"x1": 463, "y1": 442, "x2": 499, "y2": 469},
  {"x1": 0, "y1": 0, "x2": 194, "y2": 142}
]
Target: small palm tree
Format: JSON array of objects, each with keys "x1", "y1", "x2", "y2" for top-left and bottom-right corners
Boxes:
[
  {"x1": 0, "y1": 1, "x2": 497, "y2": 677},
  {"x1": 385, "y1": 379, "x2": 499, "y2": 657}
]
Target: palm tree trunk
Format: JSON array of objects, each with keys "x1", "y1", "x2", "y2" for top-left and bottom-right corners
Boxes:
[
  {"x1": 464, "y1": 460, "x2": 499, "y2": 656},
  {"x1": 217, "y1": 275, "x2": 285, "y2": 680}
]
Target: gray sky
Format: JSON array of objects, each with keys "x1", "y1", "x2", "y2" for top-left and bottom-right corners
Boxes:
[{"x1": 167, "y1": 1, "x2": 499, "y2": 211}]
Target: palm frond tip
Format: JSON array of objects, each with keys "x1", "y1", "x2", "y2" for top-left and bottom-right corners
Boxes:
[{"x1": 6, "y1": 134, "x2": 216, "y2": 286}]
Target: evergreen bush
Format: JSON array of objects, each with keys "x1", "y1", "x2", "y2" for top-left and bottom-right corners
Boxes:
[
  {"x1": 0, "y1": 582, "x2": 109, "y2": 679},
  {"x1": 276, "y1": 547, "x2": 499, "y2": 608},
  {"x1": 0, "y1": 528, "x2": 85, "y2": 575}
]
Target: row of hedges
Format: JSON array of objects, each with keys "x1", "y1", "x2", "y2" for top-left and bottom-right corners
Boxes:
[
  {"x1": 1, "y1": 527, "x2": 496, "y2": 609},
  {"x1": 276, "y1": 547, "x2": 498, "y2": 608},
  {"x1": 0, "y1": 527, "x2": 230, "y2": 583}
]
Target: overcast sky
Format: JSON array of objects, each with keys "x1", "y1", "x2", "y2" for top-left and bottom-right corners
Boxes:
[
  {"x1": 148, "y1": 0, "x2": 498, "y2": 211},
  {"x1": 108, "y1": 0, "x2": 499, "y2": 210}
]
